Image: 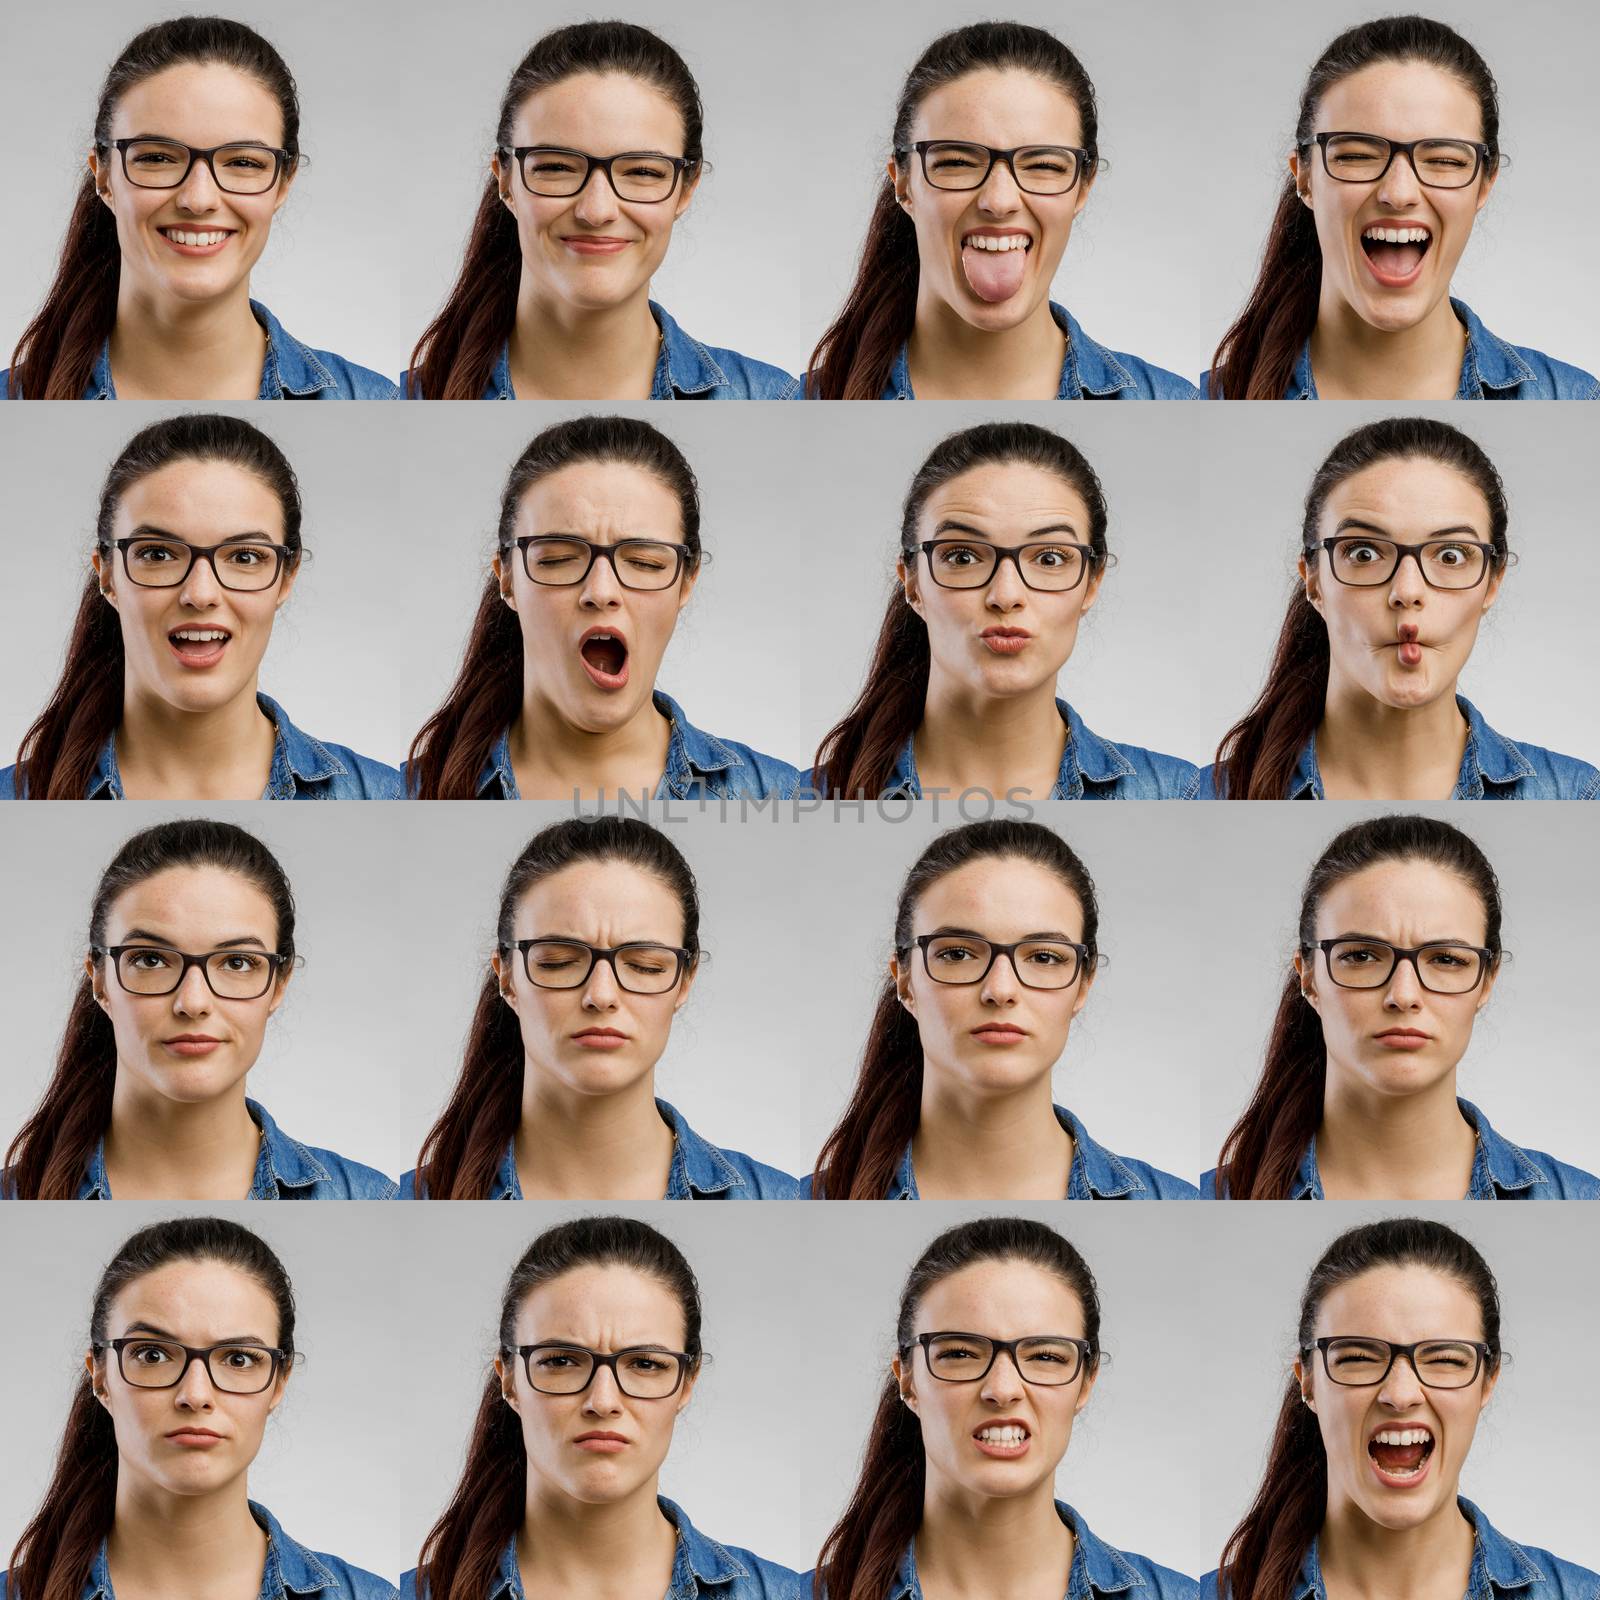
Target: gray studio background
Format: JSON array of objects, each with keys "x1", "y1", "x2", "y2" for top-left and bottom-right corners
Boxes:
[
  {"x1": 4, "y1": 401, "x2": 1599, "y2": 779},
  {"x1": 0, "y1": 0, "x2": 1595, "y2": 381}
]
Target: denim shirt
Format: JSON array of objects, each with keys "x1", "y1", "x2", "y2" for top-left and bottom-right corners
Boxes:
[
  {"x1": 0, "y1": 694, "x2": 406, "y2": 800},
  {"x1": 399, "y1": 1097, "x2": 803, "y2": 1200},
  {"x1": 2, "y1": 1098, "x2": 398, "y2": 1201},
  {"x1": 1199, "y1": 1097, "x2": 1600, "y2": 1200},
  {"x1": 878, "y1": 699, "x2": 1200, "y2": 801},
  {"x1": 470, "y1": 691, "x2": 803, "y2": 801},
  {"x1": 1193, "y1": 696, "x2": 1600, "y2": 801},
  {"x1": 399, "y1": 1497, "x2": 807, "y2": 1600},
  {"x1": 2, "y1": 301, "x2": 397, "y2": 400},
  {"x1": 0, "y1": 1501, "x2": 398, "y2": 1600},
  {"x1": 1199, "y1": 1497, "x2": 1600, "y2": 1600}
]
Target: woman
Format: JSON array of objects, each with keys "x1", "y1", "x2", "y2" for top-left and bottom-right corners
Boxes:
[
  {"x1": 2, "y1": 17, "x2": 395, "y2": 400},
  {"x1": 0, "y1": 413, "x2": 404, "y2": 800},
  {"x1": 401, "y1": 817, "x2": 798, "y2": 1199},
  {"x1": 804, "y1": 22, "x2": 1195, "y2": 400},
  {"x1": 403, "y1": 21, "x2": 794, "y2": 400},
  {"x1": 1203, "y1": 814, "x2": 1599, "y2": 1200},
  {"x1": 401, "y1": 1216, "x2": 804, "y2": 1599},
  {"x1": 1202, "y1": 1217, "x2": 1599, "y2": 1598},
  {"x1": 407, "y1": 415, "x2": 800, "y2": 800},
  {"x1": 1, "y1": 1217, "x2": 396, "y2": 1600},
  {"x1": 1, "y1": 819, "x2": 397, "y2": 1199},
  {"x1": 1197, "y1": 417, "x2": 1597, "y2": 800},
  {"x1": 811, "y1": 1217, "x2": 1195, "y2": 1599},
  {"x1": 812, "y1": 422, "x2": 1198, "y2": 800},
  {"x1": 808, "y1": 819, "x2": 1196, "y2": 1200},
  {"x1": 1206, "y1": 17, "x2": 1598, "y2": 400}
]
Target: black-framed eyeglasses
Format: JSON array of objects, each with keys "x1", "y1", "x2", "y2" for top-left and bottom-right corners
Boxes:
[
  {"x1": 1304, "y1": 536, "x2": 1496, "y2": 591},
  {"x1": 104, "y1": 138, "x2": 291, "y2": 194},
  {"x1": 908, "y1": 538, "x2": 1099, "y2": 593},
  {"x1": 504, "y1": 535, "x2": 690, "y2": 592},
  {"x1": 500, "y1": 145, "x2": 697, "y2": 203},
  {"x1": 902, "y1": 933, "x2": 1091, "y2": 990},
  {"x1": 505, "y1": 1342, "x2": 693, "y2": 1398},
  {"x1": 1305, "y1": 1337, "x2": 1492, "y2": 1389},
  {"x1": 899, "y1": 141, "x2": 1091, "y2": 195},
  {"x1": 1303, "y1": 938, "x2": 1493, "y2": 995},
  {"x1": 96, "y1": 1336, "x2": 287, "y2": 1393},
  {"x1": 93, "y1": 944, "x2": 289, "y2": 1000},
  {"x1": 1302, "y1": 132, "x2": 1491, "y2": 189},
  {"x1": 903, "y1": 1332, "x2": 1095, "y2": 1386},
  {"x1": 501, "y1": 939, "x2": 692, "y2": 994},
  {"x1": 104, "y1": 536, "x2": 295, "y2": 592}
]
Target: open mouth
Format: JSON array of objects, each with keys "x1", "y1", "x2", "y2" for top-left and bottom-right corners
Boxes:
[
  {"x1": 168, "y1": 626, "x2": 231, "y2": 668},
  {"x1": 973, "y1": 1421, "x2": 1031, "y2": 1457},
  {"x1": 158, "y1": 227, "x2": 236, "y2": 255},
  {"x1": 578, "y1": 629, "x2": 629, "y2": 689},
  {"x1": 960, "y1": 230, "x2": 1033, "y2": 303},
  {"x1": 1369, "y1": 1425, "x2": 1435, "y2": 1483},
  {"x1": 1360, "y1": 224, "x2": 1432, "y2": 286}
]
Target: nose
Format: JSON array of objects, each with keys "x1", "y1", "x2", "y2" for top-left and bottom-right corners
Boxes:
[
  {"x1": 1381, "y1": 953, "x2": 1425, "y2": 1010},
  {"x1": 978, "y1": 948, "x2": 1023, "y2": 1006},
  {"x1": 976, "y1": 155, "x2": 1023, "y2": 215},
  {"x1": 1387, "y1": 551, "x2": 1427, "y2": 606},
  {"x1": 173, "y1": 153, "x2": 223, "y2": 214},
  {"x1": 984, "y1": 553, "x2": 1028, "y2": 610},
  {"x1": 578, "y1": 549, "x2": 624, "y2": 609},
  {"x1": 171, "y1": 961, "x2": 215, "y2": 1018},
  {"x1": 572, "y1": 164, "x2": 621, "y2": 226},
  {"x1": 1376, "y1": 147, "x2": 1424, "y2": 209},
  {"x1": 1377, "y1": 1351, "x2": 1427, "y2": 1409},
  {"x1": 979, "y1": 1347, "x2": 1026, "y2": 1406},
  {"x1": 580, "y1": 953, "x2": 622, "y2": 1010},
  {"x1": 177, "y1": 551, "x2": 222, "y2": 609},
  {"x1": 172, "y1": 1352, "x2": 218, "y2": 1409},
  {"x1": 582, "y1": 1361, "x2": 625, "y2": 1415}
]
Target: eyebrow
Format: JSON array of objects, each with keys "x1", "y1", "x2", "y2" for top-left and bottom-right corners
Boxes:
[
  {"x1": 119, "y1": 1320, "x2": 271, "y2": 1344},
  {"x1": 126, "y1": 134, "x2": 278, "y2": 148},
  {"x1": 1324, "y1": 930, "x2": 1476, "y2": 944},
  {"x1": 522, "y1": 933, "x2": 675, "y2": 947},
  {"x1": 118, "y1": 929, "x2": 271, "y2": 950},
  {"x1": 533, "y1": 530, "x2": 684, "y2": 545},
  {"x1": 127, "y1": 526, "x2": 277, "y2": 545},
  {"x1": 1330, "y1": 518, "x2": 1482, "y2": 540},
  {"x1": 525, "y1": 1338, "x2": 677, "y2": 1351},
  {"x1": 923, "y1": 924, "x2": 1078, "y2": 942},
  {"x1": 930, "y1": 519, "x2": 1080, "y2": 540}
]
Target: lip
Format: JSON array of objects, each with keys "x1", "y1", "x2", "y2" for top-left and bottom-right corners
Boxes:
[
  {"x1": 1366, "y1": 1423, "x2": 1436, "y2": 1490},
  {"x1": 1394, "y1": 621, "x2": 1425, "y2": 668},
  {"x1": 972, "y1": 1416, "x2": 1032, "y2": 1459},
  {"x1": 157, "y1": 226, "x2": 237, "y2": 258},
  {"x1": 167, "y1": 628, "x2": 232, "y2": 671},
  {"x1": 561, "y1": 235, "x2": 633, "y2": 255},
  {"x1": 163, "y1": 1035, "x2": 225, "y2": 1057},
  {"x1": 165, "y1": 1428, "x2": 226, "y2": 1447},
  {"x1": 1374, "y1": 1028, "x2": 1431, "y2": 1051},
  {"x1": 970, "y1": 1023, "x2": 1027, "y2": 1044},
  {"x1": 1358, "y1": 222, "x2": 1433, "y2": 290},
  {"x1": 573, "y1": 1431, "x2": 630, "y2": 1452},
  {"x1": 980, "y1": 626, "x2": 1032, "y2": 657},
  {"x1": 572, "y1": 1027, "x2": 629, "y2": 1051},
  {"x1": 577, "y1": 624, "x2": 630, "y2": 691},
  {"x1": 961, "y1": 227, "x2": 1035, "y2": 248}
]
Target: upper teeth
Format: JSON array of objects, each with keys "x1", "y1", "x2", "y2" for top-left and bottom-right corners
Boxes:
[
  {"x1": 1374, "y1": 1428, "x2": 1432, "y2": 1445},
  {"x1": 966, "y1": 234, "x2": 1029, "y2": 251},
  {"x1": 173, "y1": 629, "x2": 228, "y2": 642},
  {"x1": 1363, "y1": 227, "x2": 1430, "y2": 244},
  {"x1": 163, "y1": 230, "x2": 229, "y2": 247},
  {"x1": 978, "y1": 1425, "x2": 1027, "y2": 1443}
]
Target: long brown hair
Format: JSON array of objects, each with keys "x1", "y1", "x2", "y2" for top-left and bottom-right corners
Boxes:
[
  {"x1": 406, "y1": 414, "x2": 703, "y2": 799},
  {"x1": 807, "y1": 22, "x2": 1100, "y2": 400},
  {"x1": 12, "y1": 412, "x2": 304, "y2": 801},
  {"x1": 4, "y1": 820, "x2": 298, "y2": 1200},
  {"x1": 8, "y1": 17, "x2": 302, "y2": 401},
  {"x1": 1217, "y1": 1217, "x2": 1501, "y2": 1600},
  {"x1": 7, "y1": 1217, "x2": 298, "y2": 1600},
  {"x1": 1212, "y1": 416, "x2": 1509, "y2": 801},
  {"x1": 813, "y1": 421, "x2": 1108, "y2": 798},
  {"x1": 812, "y1": 820, "x2": 1099, "y2": 1200},
  {"x1": 416, "y1": 1216, "x2": 703, "y2": 1600},
  {"x1": 1207, "y1": 17, "x2": 1501, "y2": 401},
  {"x1": 411, "y1": 817, "x2": 701, "y2": 1199},
  {"x1": 815, "y1": 1218, "x2": 1101, "y2": 1600},
  {"x1": 1214, "y1": 814, "x2": 1502, "y2": 1201},
  {"x1": 406, "y1": 21, "x2": 705, "y2": 400}
]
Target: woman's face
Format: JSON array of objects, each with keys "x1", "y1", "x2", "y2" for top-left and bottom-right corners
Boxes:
[
  {"x1": 892, "y1": 855, "x2": 1094, "y2": 1100},
  {"x1": 495, "y1": 461, "x2": 696, "y2": 735},
  {"x1": 1298, "y1": 1265, "x2": 1496, "y2": 1532},
  {"x1": 893, "y1": 70, "x2": 1093, "y2": 334},
  {"x1": 1292, "y1": 60, "x2": 1496, "y2": 335},
  {"x1": 898, "y1": 462, "x2": 1102, "y2": 703},
  {"x1": 496, "y1": 1264, "x2": 695, "y2": 1507},
  {"x1": 493, "y1": 859, "x2": 695, "y2": 1099},
  {"x1": 91, "y1": 866, "x2": 289, "y2": 1103},
  {"x1": 494, "y1": 72, "x2": 697, "y2": 315},
  {"x1": 894, "y1": 1260, "x2": 1095, "y2": 1504},
  {"x1": 90, "y1": 1259, "x2": 287, "y2": 1499},
  {"x1": 1303, "y1": 458, "x2": 1501, "y2": 712},
  {"x1": 94, "y1": 460, "x2": 297, "y2": 717},
  {"x1": 1296, "y1": 858, "x2": 1495, "y2": 1101},
  {"x1": 90, "y1": 63, "x2": 294, "y2": 308}
]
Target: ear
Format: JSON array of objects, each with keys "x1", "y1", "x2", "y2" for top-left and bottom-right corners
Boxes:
[
  {"x1": 1299, "y1": 550, "x2": 1323, "y2": 614},
  {"x1": 1289, "y1": 148, "x2": 1312, "y2": 209},
  {"x1": 674, "y1": 164, "x2": 702, "y2": 221},
  {"x1": 271, "y1": 159, "x2": 298, "y2": 216},
  {"x1": 676, "y1": 559, "x2": 700, "y2": 614},
  {"x1": 266, "y1": 960, "x2": 292, "y2": 1019},
  {"x1": 1474, "y1": 161, "x2": 1499, "y2": 215},
  {"x1": 672, "y1": 954, "x2": 699, "y2": 1013},
  {"x1": 675, "y1": 1363, "x2": 700, "y2": 1414},
  {"x1": 84, "y1": 1348, "x2": 110, "y2": 1406},
  {"x1": 1480, "y1": 563, "x2": 1505, "y2": 617},
  {"x1": 1479, "y1": 1360, "x2": 1499, "y2": 1410},
  {"x1": 1073, "y1": 1359, "x2": 1099, "y2": 1415},
  {"x1": 91, "y1": 547, "x2": 118, "y2": 609},
  {"x1": 87, "y1": 950, "x2": 112, "y2": 1014},
  {"x1": 491, "y1": 551, "x2": 517, "y2": 610},
  {"x1": 1078, "y1": 561, "x2": 1105, "y2": 618},
  {"x1": 1070, "y1": 956, "x2": 1097, "y2": 1019},
  {"x1": 1294, "y1": 950, "x2": 1319, "y2": 1013},
  {"x1": 1293, "y1": 1354, "x2": 1316, "y2": 1410},
  {"x1": 87, "y1": 148, "x2": 113, "y2": 208},
  {"x1": 888, "y1": 154, "x2": 912, "y2": 215},
  {"x1": 1071, "y1": 161, "x2": 1095, "y2": 220},
  {"x1": 1476, "y1": 959, "x2": 1498, "y2": 1014},
  {"x1": 266, "y1": 1362, "x2": 291, "y2": 1413},
  {"x1": 491, "y1": 152, "x2": 514, "y2": 209},
  {"x1": 491, "y1": 950, "x2": 517, "y2": 1008},
  {"x1": 274, "y1": 553, "x2": 301, "y2": 611},
  {"x1": 891, "y1": 1351, "x2": 917, "y2": 1413},
  {"x1": 889, "y1": 950, "x2": 915, "y2": 1016},
  {"x1": 493, "y1": 1353, "x2": 520, "y2": 1413},
  {"x1": 896, "y1": 554, "x2": 925, "y2": 620}
]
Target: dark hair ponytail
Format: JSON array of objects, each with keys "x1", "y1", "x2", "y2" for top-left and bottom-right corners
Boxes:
[
  {"x1": 407, "y1": 21, "x2": 705, "y2": 400},
  {"x1": 813, "y1": 820, "x2": 1099, "y2": 1199},
  {"x1": 13, "y1": 413, "x2": 303, "y2": 801},
  {"x1": 7, "y1": 1217, "x2": 296, "y2": 1600},
  {"x1": 412, "y1": 817, "x2": 701, "y2": 1198},
  {"x1": 1212, "y1": 416, "x2": 1509, "y2": 801},
  {"x1": 4, "y1": 821, "x2": 297, "y2": 1200},
  {"x1": 9, "y1": 17, "x2": 301, "y2": 400},
  {"x1": 1215, "y1": 814, "x2": 1502, "y2": 1200},
  {"x1": 813, "y1": 421, "x2": 1108, "y2": 798},
  {"x1": 816, "y1": 1218, "x2": 1100, "y2": 1600},
  {"x1": 417, "y1": 1217, "x2": 703, "y2": 1600},
  {"x1": 807, "y1": 22, "x2": 1100, "y2": 400},
  {"x1": 1218, "y1": 1217, "x2": 1500, "y2": 1599},
  {"x1": 407, "y1": 415, "x2": 702, "y2": 799},
  {"x1": 1208, "y1": 16, "x2": 1501, "y2": 401}
]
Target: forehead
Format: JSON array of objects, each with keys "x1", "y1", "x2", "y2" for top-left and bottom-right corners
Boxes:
[
  {"x1": 910, "y1": 68, "x2": 1084, "y2": 150},
  {"x1": 1314, "y1": 858, "x2": 1487, "y2": 944},
  {"x1": 107, "y1": 865, "x2": 279, "y2": 945},
  {"x1": 1314, "y1": 60, "x2": 1485, "y2": 143},
  {"x1": 915, "y1": 1259, "x2": 1085, "y2": 1338},
  {"x1": 921, "y1": 461, "x2": 1091, "y2": 537},
  {"x1": 514, "y1": 859, "x2": 684, "y2": 940},
  {"x1": 911, "y1": 855, "x2": 1084, "y2": 941},
  {"x1": 1315, "y1": 1263, "x2": 1484, "y2": 1343},
  {"x1": 514, "y1": 461, "x2": 683, "y2": 542},
  {"x1": 510, "y1": 71, "x2": 685, "y2": 152},
  {"x1": 514, "y1": 1263, "x2": 687, "y2": 1345},
  {"x1": 114, "y1": 460, "x2": 286, "y2": 543},
  {"x1": 1320, "y1": 457, "x2": 1489, "y2": 538},
  {"x1": 110, "y1": 62, "x2": 285, "y2": 147},
  {"x1": 107, "y1": 1258, "x2": 280, "y2": 1343}
]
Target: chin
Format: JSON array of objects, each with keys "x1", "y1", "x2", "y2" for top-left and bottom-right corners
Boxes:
[
  {"x1": 144, "y1": 1060, "x2": 244, "y2": 1103},
  {"x1": 556, "y1": 1057, "x2": 652, "y2": 1099},
  {"x1": 1354, "y1": 1054, "x2": 1454, "y2": 1099},
  {"x1": 952, "y1": 1049, "x2": 1053, "y2": 1095}
]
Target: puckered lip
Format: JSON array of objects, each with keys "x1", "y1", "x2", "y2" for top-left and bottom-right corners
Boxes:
[
  {"x1": 973, "y1": 1415, "x2": 1032, "y2": 1438},
  {"x1": 981, "y1": 626, "x2": 1032, "y2": 638}
]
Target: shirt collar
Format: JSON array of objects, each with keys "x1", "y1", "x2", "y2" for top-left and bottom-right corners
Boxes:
[
  {"x1": 486, "y1": 343, "x2": 515, "y2": 400},
  {"x1": 659, "y1": 1099, "x2": 745, "y2": 1197},
  {"x1": 476, "y1": 728, "x2": 519, "y2": 798},
  {"x1": 488, "y1": 1539, "x2": 525, "y2": 1600},
  {"x1": 651, "y1": 303, "x2": 728, "y2": 398},
  {"x1": 659, "y1": 1497, "x2": 753, "y2": 1597}
]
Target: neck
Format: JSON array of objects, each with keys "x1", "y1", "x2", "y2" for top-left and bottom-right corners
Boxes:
[
  {"x1": 1315, "y1": 676, "x2": 1467, "y2": 800},
  {"x1": 104, "y1": 1077, "x2": 262, "y2": 1200},
  {"x1": 913, "y1": 1070, "x2": 1071, "y2": 1200},
  {"x1": 915, "y1": 1478, "x2": 1071, "y2": 1600},
  {"x1": 515, "y1": 1068, "x2": 674, "y2": 1200},
  {"x1": 906, "y1": 295, "x2": 1065, "y2": 400},
  {"x1": 518, "y1": 1481, "x2": 676, "y2": 1597},
  {"x1": 115, "y1": 682, "x2": 277, "y2": 800},
  {"x1": 915, "y1": 674, "x2": 1066, "y2": 799},
  {"x1": 107, "y1": 1477, "x2": 266, "y2": 1600},
  {"x1": 109, "y1": 282, "x2": 267, "y2": 401},
  {"x1": 1318, "y1": 1495, "x2": 1474, "y2": 1600},
  {"x1": 1309, "y1": 293, "x2": 1466, "y2": 401},
  {"x1": 508, "y1": 686, "x2": 672, "y2": 802},
  {"x1": 1317, "y1": 1073, "x2": 1474, "y2": 1201},
  {"x1": 508, "y1": 281, "x2": 660, "y2": 399}
]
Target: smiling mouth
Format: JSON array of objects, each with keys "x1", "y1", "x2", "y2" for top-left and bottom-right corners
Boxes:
[
  {"x1": 1360, "y1": 224, "x2": 1432, "y2": 285},
  {"x1": 168, "y1": 627, "x2": 231, "y2": 667},
  {"x1": 1369, "y1": 1426, "x2": 1435, "y2": 1480},
  {"x1": 158, "y1": 227, "x2": 236, "y2": 253},
  {"x1": 960, "y1": 231, "x2": 1032, "y2": 304}
]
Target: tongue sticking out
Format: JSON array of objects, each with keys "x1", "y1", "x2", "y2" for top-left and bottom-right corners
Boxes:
[
  {"x1": 961, "y1": 242, "x2": 1028, "y2": 304},
  {"x1": 1371, "y1": 1440, "x2": 1429, "y2": 1474},
  {"x1": 581, "y1": 636, "x2": 626, "y2": 676},
  {"x1": 1363, "y1": 240, "x2": 1428, "y2": 279}
]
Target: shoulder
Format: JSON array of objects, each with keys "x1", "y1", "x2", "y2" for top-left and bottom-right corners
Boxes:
[
  {"x1": 298, "y1": 1144, "x2": 400, "y2": 1200},
  {"x1": 697, "y1": 341, "x2": 802, "y2": 400},
  {"x1": 1111, "y1": 1548, "x2": 1202, "y2": 1599},
  {"x1": 1102, "y1": 738, "x2": 1202, "y2": 799},
  {"x1": 321, "y1": 744, "x2": 409, "y2": 799},
  {"x1": 1198, "y1": 1168, "x2": 1222, "y2": 1199},
  {"x1": 397, "y1": 1169, "x2": 422, "y2": 1200},
  {"x1": 306, "y1": 349, "x2": 401, "y2": 400},
  {"x1": 1518, "y1": 1148, "x2": 1600, "y2": 1200},
  {"x1": 1197, "y1": 1570, "x2": 1225, "y2": 1600},
  {"x1": 297, "y1": 1549, "x2": 400, "y2": 1600},
  {"x1": 1454, "y1": 301, "x2": 1600, "y2": 399},
  {"x1": 1104, "y1": 348, "x2": 1202, "y2": 400},
  {"x1": 1499, "y1": 736, "x2": 1600, "y2": 800},
  {"x1": 651, "y1": 302, "x2": 799, "y2": 399},
  {"x1": 0, "y1": 368, "x2": 16, "y2": 399},
  {"x1": 1191, "y1": 763, "x2": 1226, "y2": 800},
  {"x1": 1116, "y1": 1155, "x2": 1202, "y2": 1201},
  {"x1": 714, "y1": 738, "x2": 804, "y2": 798},
  {"x1": 714, "y1": 1145, "x2": 806, "y2": 1201},
  {"x1": 1490, "y1": 340, "x2": 1600, "y2": 400}
]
